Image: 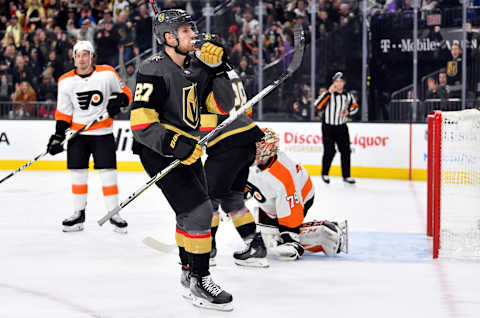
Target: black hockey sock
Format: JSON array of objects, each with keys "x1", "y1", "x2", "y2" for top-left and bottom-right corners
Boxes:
[
  {"x1": 190, "y1": 253, "x2": 210, "y2": 277},
  {"x1": 179, "y1": 246, "x2": 189, "y2": 267},
  {"x1": 236, "y1": 222, "x2": 257, "y2": 240}
]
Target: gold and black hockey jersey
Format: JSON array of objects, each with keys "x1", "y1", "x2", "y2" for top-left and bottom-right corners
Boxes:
[
  {"x1": 200, "y1": 70, "x2": 263, "y2": 153},
  {"x1": 130, "y1": 51, "x2": 234, "y2": 156}
]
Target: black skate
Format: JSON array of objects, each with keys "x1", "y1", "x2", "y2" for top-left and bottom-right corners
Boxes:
[
  {"x1": 62, "y1": 209, "x2": 85, "y2": 232},
  {"x1": 233, "y1": 232, "x2": 269, "y2": 268},
  {"x1": 109, "y1": 214, "x2": 128, "y2": 234},
  {"x1": 180, "y1": 266, "x2": 192, "y2": 300},
  {"x1": 190, "y1": 275, "x2": 233, "y2": 311}
]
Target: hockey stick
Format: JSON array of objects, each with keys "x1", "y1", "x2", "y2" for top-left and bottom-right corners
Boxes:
[
  {"x1": 97, "y1": 23, "x2": 306, "y2": 226},
  {"x1": 142, "y1": 236, "x2": 177, "y2": 253},
  {"x1": 0, "y1": 113, "x2": 109, "y2": 184}
]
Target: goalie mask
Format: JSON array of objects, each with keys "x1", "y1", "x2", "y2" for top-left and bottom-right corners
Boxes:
[
  {"x1": 153, "y1": 9, "x2": 198, "y2": 46},
  {"x1": 255, "y1": 128, "x2": 280, "y2": 165}
]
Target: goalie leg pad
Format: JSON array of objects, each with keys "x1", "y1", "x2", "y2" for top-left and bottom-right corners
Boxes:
[{"x1": 300, "y1": 221, "x2": 341, "y2": 257}]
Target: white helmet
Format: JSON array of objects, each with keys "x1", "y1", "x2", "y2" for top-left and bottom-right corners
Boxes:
[{"x1": 73, "y1": 40, "x2": 95, "y2": 62}]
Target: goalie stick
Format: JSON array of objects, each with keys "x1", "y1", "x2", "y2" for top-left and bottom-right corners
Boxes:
[
  {"x1": 0, "y1": 113, "x2": 109, "y2": 184},
  {"x1": 97, "y1": 23, "x2": 306, "y2": 226}
]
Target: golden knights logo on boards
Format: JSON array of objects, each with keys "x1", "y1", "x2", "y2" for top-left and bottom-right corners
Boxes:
[{"x1": 183, "y1": 83, "x2": 199, "y2": 129}]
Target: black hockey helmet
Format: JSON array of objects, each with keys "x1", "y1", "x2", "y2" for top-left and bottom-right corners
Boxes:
[{"x1": 153, "y1": 9, "x2": 197, "y2": 45}]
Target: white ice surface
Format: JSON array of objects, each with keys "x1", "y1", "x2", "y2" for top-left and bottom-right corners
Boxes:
[{"x1": 1, "y1": 171, "x2": 479, "y2": 318}]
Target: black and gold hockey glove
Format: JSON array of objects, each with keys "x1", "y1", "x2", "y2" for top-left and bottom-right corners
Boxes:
[{"x1": 165, "y1": 132, "x2": 203, "y2": 165}]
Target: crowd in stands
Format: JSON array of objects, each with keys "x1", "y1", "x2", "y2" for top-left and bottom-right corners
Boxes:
[{"x1": 0, "y1": 0, "x2": 475, "y2": 121}]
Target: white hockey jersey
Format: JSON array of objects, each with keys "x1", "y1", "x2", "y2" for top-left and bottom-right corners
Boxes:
[
  {"x1": 55, "y1": 65, "x2": 132, "y2": 135},
  {"x1": 248, "y1": 151, "x2": 315, "y2": 229}
]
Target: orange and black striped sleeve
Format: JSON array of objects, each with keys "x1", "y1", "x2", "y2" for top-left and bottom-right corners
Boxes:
[
  {"x1": 316, "y1": 92, "x2": 331, "y2": 110},
  {"x1": 348, "y1": 92, "x2": 359, "y2": 116}
]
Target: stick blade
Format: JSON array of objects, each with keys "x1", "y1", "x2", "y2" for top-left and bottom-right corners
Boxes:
[
  {"x1": 142, "y1": 236, "x2": 177, "y2": 253},
  {"x1": 287, "y1": 23, "x2": 306, "y2": 74}
]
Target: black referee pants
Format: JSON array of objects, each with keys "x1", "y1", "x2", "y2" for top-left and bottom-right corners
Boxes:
[{"x1": 321, "y1": 123, "x2": 351, "y2": 178}]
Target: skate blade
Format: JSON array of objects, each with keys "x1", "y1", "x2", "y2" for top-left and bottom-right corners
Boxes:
[
  {"x1": 234, "y1": 257, "x2": 269, "y2": 268},
  {"x1": 62, "y1": 224, "x2": 84, "y2": 232},
  {"x1": 113, "y1": 226, "x2": 128, "y2": 234},
  {"x1": 182, "y1": 290, "x2": 193, "y2": 301},
  {"x1": 191, "y1": 296, "x2": 233, "y2": 312},
  {"x1": 339, "y1": 220, "x2": 348, "y2": 254}
]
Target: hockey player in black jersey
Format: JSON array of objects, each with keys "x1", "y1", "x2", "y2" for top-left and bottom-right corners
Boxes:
[
  {"x1": 201, "y1": 70, "x2": 268, "y2": 268},
  {"x1": 129, "y1": 9, "x2": 234, "y2": 311}
]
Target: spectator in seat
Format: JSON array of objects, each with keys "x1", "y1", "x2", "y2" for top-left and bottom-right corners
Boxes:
[
  {"x1": 37, "y1": 73, "x2": 57, "y2": 101},
  {"x1": 445, "y1": 43, "x2": 463, "y2": 97},
  {"x1": 425, "y1": 76, "x2": 448, "y2": 100},
  {"x1": 2, "y1": 13, "x2": 23, "y2": 48},
  {"x1": 133, "y1": 4, "x2": 152, "y2": 52},
  {"x1": 95, "y1": 20, "x2": 119, "y2": 67},
  {"x1": 0, "y1": 73, "x2": 14, "y2": 102},
  {"x1": 67, "y1": 18, "x2": 95, "y2": 44},
  {"x1": 118, "y1": 45, "x2": 140, "y2": 94},
  {"x1": 12, "y1": 55, "x2": 35, "y2": 88},
  {"x1": 10, "y1": 81, "x2": 37, "y2": 118}
]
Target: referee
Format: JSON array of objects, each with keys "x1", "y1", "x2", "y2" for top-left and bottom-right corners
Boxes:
[{"x1": 315, "y1": 72, "x2": 358, "y2": 184}]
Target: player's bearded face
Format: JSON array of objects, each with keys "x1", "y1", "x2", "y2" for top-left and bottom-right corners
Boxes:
[{"x1": 176, "y1": 24, "x2": 196, "y2": 53}]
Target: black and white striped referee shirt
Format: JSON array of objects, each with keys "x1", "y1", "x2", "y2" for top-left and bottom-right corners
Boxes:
[{"x1": 316, "y1": 91, "x2": 359, "y2": 125}]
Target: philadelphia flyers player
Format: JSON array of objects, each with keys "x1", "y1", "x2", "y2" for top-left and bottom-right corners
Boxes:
[
  {"x1": 129, "y1": 9, "x2": 234, "y2": 311},
  {"x1": 46, "y1": 40, "x2": 132, "y2": 233},
  {"x1": 246, "y1": 128, "x2": 348, "y2": 260}
]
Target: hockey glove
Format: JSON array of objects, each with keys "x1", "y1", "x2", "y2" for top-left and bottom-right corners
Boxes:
[
  {"x1": 47, "y1": 134, "x2": 65, "y2": 155},
  {"x1": 196, "y1": 40, "x2": 230, "y2": 73},
  {"x1": 165, "y1": 132, "x2": 203, "y2": 165},
  {"x1": 47, "y1": 120, "x2": 70, "y2": 155},
  {"x1": 107, "y1": 92, "x2": 129, "y2": 118}
]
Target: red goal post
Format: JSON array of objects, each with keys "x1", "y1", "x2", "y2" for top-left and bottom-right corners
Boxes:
[{"x1": 427, "y1": 109, "x2": 480, "y2": 260}]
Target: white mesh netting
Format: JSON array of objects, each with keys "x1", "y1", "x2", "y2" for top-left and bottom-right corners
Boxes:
[{"x1": 439, "y1": 109, "x2": 480, "y2": 260}]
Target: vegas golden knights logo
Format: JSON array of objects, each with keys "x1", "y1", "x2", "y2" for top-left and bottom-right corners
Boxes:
[
  {"x1": 183, "y1": 83, "x2": 199, "y2": 128},
  {"x1": 447, "y1": 61, "x2": 458, "y2": 77}
]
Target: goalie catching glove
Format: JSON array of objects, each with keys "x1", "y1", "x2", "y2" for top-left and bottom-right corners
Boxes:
[
  {"x1": 47, "y1": 120, "x2": 70, "y2": 155},
  {"x1": 164, "y1": 131, "x2": 203, "y2": 165},
  {"x1": 107, "y1": 92, "x2": 129, "y2": 117}
]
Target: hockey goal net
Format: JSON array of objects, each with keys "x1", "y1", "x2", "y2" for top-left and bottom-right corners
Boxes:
[{"x1": 427, "y1": 109, "x2": 480, "y2": 259}]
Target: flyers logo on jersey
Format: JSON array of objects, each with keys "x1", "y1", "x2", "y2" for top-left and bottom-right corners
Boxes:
[{"x1": 76, "y1": 90, "x2": 104, "y2": 110}]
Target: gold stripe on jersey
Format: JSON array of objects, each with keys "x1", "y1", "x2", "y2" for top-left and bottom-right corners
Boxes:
[
  {"x1": 200, "y1": 114, "x2": 218, "y2": 130},
  {"x1": 205, "y1": 92, "x2": 227, "y2": 115},
  {"x1": 231, "y1": 210, "x2": 255, "y2": 228},
  {"x1": 184, "y1": 236, "x2": 212, "y2": 254},
  {"x1": 175, "y1": 230, "x2": 185, "y2": 248},
  {"x1": 207, "y1": 122, "x2": 257, "y2": 147},
  {"x1": 211, "y1": 211, "x2": 220, "y2": 227},
  {"x1": 130, "y1": 108, "x2": 160, "y2": 127},
  {"x1": 160, "y1": 123, "x2": 200, "y2": 141}
]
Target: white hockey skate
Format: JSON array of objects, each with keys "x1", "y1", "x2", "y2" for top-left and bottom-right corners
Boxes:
[
  {"x1": 62, "y1": 209, "x2": 85, "y2": 232},
  {"x1": 110, "y1": 214, "x2": 128, "y2": 234}
]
